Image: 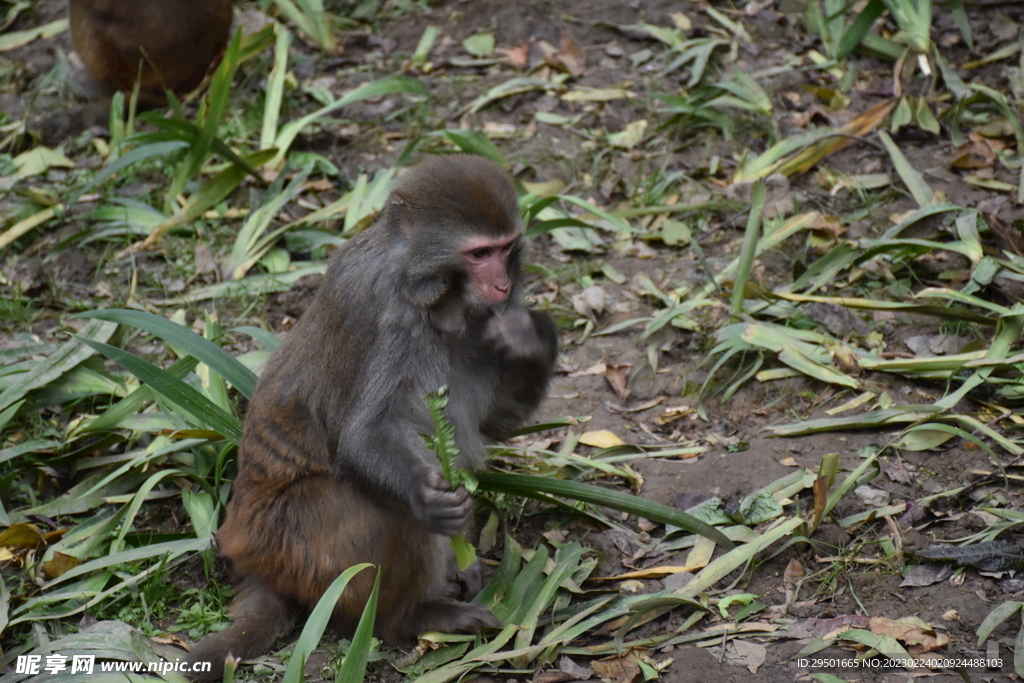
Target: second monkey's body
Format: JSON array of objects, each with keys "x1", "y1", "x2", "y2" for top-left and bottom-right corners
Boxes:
[
  {"x1": 68, "y1": 0, "x2": 233, "y2": 105},
  {"x1": 188, "y1": 156, "x2": 559, "y2": 680}
]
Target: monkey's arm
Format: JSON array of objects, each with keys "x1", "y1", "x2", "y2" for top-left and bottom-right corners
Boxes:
[
  {"x1": 336, "y1": 353, "x2": 473, "y2": 536},
  {"x1": 482, "y1": 308, "x2": 558, "y2": 440}
]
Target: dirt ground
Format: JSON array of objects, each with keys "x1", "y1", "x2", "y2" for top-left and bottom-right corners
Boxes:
[{"x1": 4, "y1": 0, "x2": 1024, "y2": 681}]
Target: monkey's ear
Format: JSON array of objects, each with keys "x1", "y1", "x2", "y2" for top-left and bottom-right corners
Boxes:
[{"x1": 402, "y1": 273, "x2": 448, "y2": 307}]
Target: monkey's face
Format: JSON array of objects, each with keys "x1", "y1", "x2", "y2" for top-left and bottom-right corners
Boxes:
[{"x1": 460, "y1": 231, "x2": 521, "y2": 306}]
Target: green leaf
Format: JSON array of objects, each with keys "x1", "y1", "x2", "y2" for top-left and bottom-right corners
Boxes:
[
  {"x1": 413, "y1": 25, "x2": 439, "y2": 64},
  {"x1": 878, "y1": 130, "x2": 933, "y2": 206},
  {"x1": 0, "y1": 319, "x2": 116, "y2": 414},
  {"x1": 79, "y1": 357, "x2": 199, "y2": 434},
  {"x1": 476, "y1": 472, "x2": 734, "y2": 549},
  {"x1": 424, "y1": 387, "x2": 479, "y2": 570},
  {"x1": 77, "y1": 309, "x2": 257, "y2": 399},
  {"x1": 233, "y1": 326, "x2": 282, "y2": 352},
  {"x1": 441, "y1": 130, "x2": 509, "y2": 168},
  {"x1": 451, "y1": 533, "x2": 476, "y2": 573},
  {"x1": 837, "y1": 0, "x2": 885, "y2": 58},
  {"x1": 283, "y1": 564, "x2": 374, "y2": 683},
  {"x1": 226, "y1": 162, "x2": 314, "y2": 280},
  {"x1": 261, "y1": 20, "x2": 292, "y2": 149},
  {"x1": 273, "y1": 75, "x2": 427, "y2": 169},
  {"x1": 463, "y1": 33, "x2": 495, "y2": 57},
  {"x1": 977, "y1": 602, "x2": 1024, "y2": 646},
  {"x1": 425, "y1": 387, "x2": 458, "y2": 483},
  {"x1": 336, "y1": 568, "x2": 381, "y2": 683},
  {"x1": 76, "y1": 337, "x2": 243, "y2": 442},
  {"x1": 731, "y1": 180, "x2": 765, "y2": 315}
]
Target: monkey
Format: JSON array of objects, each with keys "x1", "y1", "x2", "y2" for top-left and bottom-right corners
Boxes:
[
  {"x1": 186, "y1": 155, "x2": 559, "y2": 680},
  {"x1": 67, "y1": 0, "x2": 233, "y2": 107}
]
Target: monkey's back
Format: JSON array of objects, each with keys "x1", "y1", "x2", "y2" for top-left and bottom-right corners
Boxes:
[
  {"x1": 69, "y1": 0, "x2": 233, "y2": 99},
  {"x1": 236, "y1": 227, "x2": 433, "y2": 473}
]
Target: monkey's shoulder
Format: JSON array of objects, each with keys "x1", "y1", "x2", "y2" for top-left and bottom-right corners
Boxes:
[{"x1": 72, "y1": 0, "x2": 231, "y2": 48}]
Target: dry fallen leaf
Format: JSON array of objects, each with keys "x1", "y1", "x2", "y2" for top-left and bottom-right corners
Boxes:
[
  {"x1": 572, "y1": 285, "x2": 606, "y2": 318},
  {"x1": 558, "y1": 656, "x2": 593, "y2": 680},
  {"x1": 949, "y1": 140, "x2": 996, "y2": 169},
  {"x1": 783, "y1": 558, "x2": 805, "y2": 587},
  {"x1": 724, "y1": 639, "x2": 767, "y2": 674},
  {"x1": 606, "y1": 396, "x2": 665, "y2": 413},
  {"x1": 882, "y1": 455, "x2": 915, "y2": 484},
  {"x1": 506, "y1": 41, "x2": 529, "y2": 67},
  {"x1": 42, "y1": 551, "x2": 80, "y2": 579},
  {"x1": 656, "y1": 405, "x2": 695, "y2": 425},
  {"x1": 604, "y1": 364, "x2": 632, "y2": 401},
  {"x1": 194, "y1": 243, "x2": 216, "y2": 275},
  {"x1": 570, "y1": 362, "x2": 606, "y2": 377},
  {"x1": 594, "y1": 565, "x2": 691, "y2": 580},
  {"x1": 868, "y1": 616, "x2": 949, "y2": 653},
  {"x1": 0, "y1": 522, "x2": 46, "y2": 552},
  {"x1": 557, "y1": 29, "x2": 586, "y2": 78},
  {"x1": 591, "y1": 654, "x2": 641, "y2": 683},
  {"x1": 532, "y1": 673, "x2": 575, "y2": 683},
  {"x1": 580, "y1": 430, "x2": 625, "y2": 448}
]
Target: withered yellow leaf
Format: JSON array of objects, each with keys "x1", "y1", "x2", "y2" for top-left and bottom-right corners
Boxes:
[{"x1": 579, "y1": 430, "x2": 625, "y2": 448}]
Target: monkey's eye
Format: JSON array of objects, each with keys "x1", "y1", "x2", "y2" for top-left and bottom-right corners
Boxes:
[
  {"x1": 469, "y1": 247, "x2": 491, "y2": 260},
  {"x1": 501, "y1": 242, "x2": 515, "y2": 254}
]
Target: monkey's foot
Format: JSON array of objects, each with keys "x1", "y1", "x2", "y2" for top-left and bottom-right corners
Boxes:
[
  {"x1": 398, "y1": 600, "x2": 500, "y2": 643},
  {"x1": 442, "y1": 562, "x2": 491, "y2": 600}
]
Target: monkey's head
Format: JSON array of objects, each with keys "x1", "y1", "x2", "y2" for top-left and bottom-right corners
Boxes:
[{"x1": 388, "y1": 155, "x2": 524, "y2": 312}]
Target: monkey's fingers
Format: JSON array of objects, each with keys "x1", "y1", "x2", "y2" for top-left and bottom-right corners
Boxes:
[
  {"x1": 486, "y1": 310, "x2": 551, "y2": 361},
  {"x1": 417, "y1": 480, "x2": 473, "y2": 536}
]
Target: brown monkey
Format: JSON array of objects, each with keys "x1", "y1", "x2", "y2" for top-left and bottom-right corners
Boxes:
[
  {"x1": 187, "y1": 156, "x2": 559, "y2": 680},
  {"x1": 68, "y1": 0, "x2": 233, "y2": 106}
]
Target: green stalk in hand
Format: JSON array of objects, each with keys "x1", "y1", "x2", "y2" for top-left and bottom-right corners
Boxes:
[{"x1": 424, "y1": 386, "x2": 478, "y2": 571}]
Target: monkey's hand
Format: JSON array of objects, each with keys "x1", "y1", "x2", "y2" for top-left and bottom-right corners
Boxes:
[
  {"x1": 485, "y1": 308, "x2": 556, "y2": 363},
  {"x1": 414, "y1": 470, "x2": 473, "y2": 536}
]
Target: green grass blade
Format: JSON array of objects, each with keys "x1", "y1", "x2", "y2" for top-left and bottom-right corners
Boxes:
[
  {"x1": 336, "y1": 568, "x2": 380, "y2": 683},
  {"x1": 0, "y1": 319, "x2": 116, "y2": 414},
  {"x1": 441, "y1": 130, "x2": 509, "y2": 167},
  {"x1": 273, "y1": 75, "x2": 427, "y2": 169},
  {"x1": 731, "y1": 180, "x2": 765, "y2": 316},
  {"x1": 64, "y1": 142, "x2": 188, "y2": 207},
  {"x1": 877, "y1": 130, "x2": 933, "y2": 206},
  {"x1": 37, "y1": 538, "x2": 209, "y2": 590},
  {"x1": 76, "y1": 309, "x2": 257, "y2": 399},
  {"x1": 111, "y1": 469, "x2": 182, "y2": 553},
  {"x1": 283, "y1": 564, "x2": 374, "y2": 683},
  {"x1": 75, "y1": 338, "x2": 243, "y2": 442},
  {"x1": 475, "y1": 472, "x2": 735, "y2": 549},
  {"x1": 226, "y1": 164, "x2": 312, "y2": 280},
  {"x1": 261, "y1": 21, "x2": 292, "y2": 150},
  {"x1": 512, "y1": 542, "x2": 586, "y2": 653},
  {"x1": 80, "y1": 357, "x2": 199, "y2": 434},
  {"x1": 233, "y1": 326, "x2": 282, "y2": 352},
  {"x1": 837, "y1": 0, "x2": 885, "y2": 58}
]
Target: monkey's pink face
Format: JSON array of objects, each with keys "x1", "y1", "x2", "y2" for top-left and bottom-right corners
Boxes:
[{"x1": 461, "y1": 232, "x2": 520, "y2": 305}]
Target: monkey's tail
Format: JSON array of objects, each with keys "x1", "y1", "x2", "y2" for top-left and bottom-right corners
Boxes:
[{"x1": 186, "y1": 578, "x2": 297, "y2": 682}]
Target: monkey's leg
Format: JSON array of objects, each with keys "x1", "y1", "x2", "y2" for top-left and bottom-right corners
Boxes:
[
  {"x1": 304, "y1": 482, "x2": 500, "y2": 645},
  {"x1": 186, "y1": 575, "x2": 298, "y2": 682},
  {"x1": 220, "y1": 477, "x2": 498, "y2": 649},
  {"x1": 373, "y1": 525, "x2": 500, "y2": 645}
]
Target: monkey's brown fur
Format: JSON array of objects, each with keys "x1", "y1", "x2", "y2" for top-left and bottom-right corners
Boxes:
[
  {"x1": 187, "y1": 156, "x2": 559, "y2": 680},
  {"x1": 68, "y1": 0, "x2": 232, "y2": 105}
]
